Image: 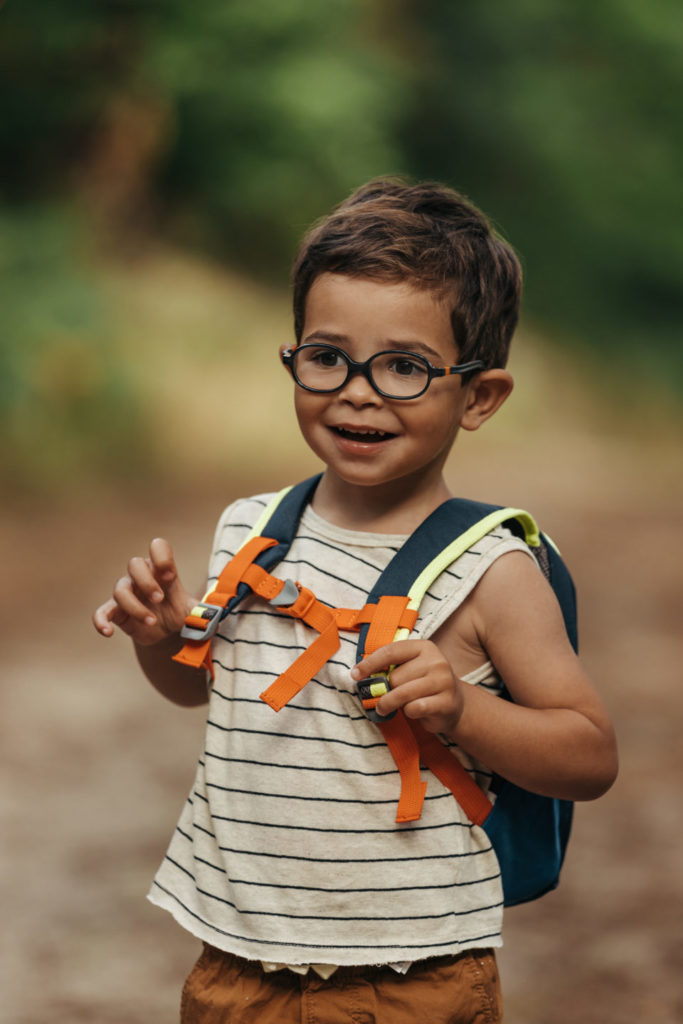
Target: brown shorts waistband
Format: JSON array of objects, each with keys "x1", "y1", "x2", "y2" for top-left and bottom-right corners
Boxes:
[{"x1": 203, "y1": 943, "x2": 490, "y2": 981}]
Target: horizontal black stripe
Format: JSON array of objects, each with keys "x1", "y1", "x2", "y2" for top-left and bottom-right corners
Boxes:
[
  {"x1": 194, "y1": 854, "x2": 226, "y2": 874},
  {"x1": 214, "y1": 608, "x2": 361, "y2": 645},
  {"x1": 214, "y1": 634, "x2": 308, "y2": 653},
  {"x1": 227, "y1": 872, "x2": 501, "y2": 895},
  {"x1": 156, "y1": 873, "x2": 503, "y2": 926},
  {"x1": 191, "y1": 823, "x2": 492, "y2": 863},
  {"x1": 201, "y1": 749, "x2": 481, "y2": 785},
  {"x1": 212, "y1": 661, "x2": 362, "y2": 695},
  {"x1": 203, "y1": 751, "x2": 399, "y2": 778},
  {"x1": 178, "y1": 841, "x2": 499, "y2": 894},
  {"x1": 152, "y1": 880, "x2": 500, "y2": 952},
  {"x1": 293, "y1": 533, "x2": 396, "y2": 573},
  {"x1": 215, "y1": 627, "x2": 359, "y2": 658},
  {"x1": 441, "y1": 567, "x2": 463, "y2": 581},
  {"x1": 210, "y1": 689, "x2": 367, "y2": 723},
  {"x1": 199, "y1": 886, "x2": 501, "y2": 924},
  {"x1": 206, "y1": 721, "x2": 387, "y2": 750},
  {"x1": 203, "y1": 780, "x2": 453, "y2": 807},
  {"x1": 200, "y1": 754, "x2": 482, "y2": 791},
  {"x1": 193, "y1": 793, "x2": 471, "y2": 835},
  {"x1": 212, "y1": 661, "x2": 277, "y2": 679},
  {"x1": 211, "y1": 661, "x2": 360, "y2": 692},
  {"x1": 277, "y1": 556, "x2": 371, "y2": 595}
]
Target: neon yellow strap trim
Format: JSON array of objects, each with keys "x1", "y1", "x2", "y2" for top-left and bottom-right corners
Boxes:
[
  {"x1": 405, "y1": 507, "x2": 540, "y2": 614},
  {"x1": 245, "y1": 485, "x2": 294, "y2": 542},
  {"x1": 543, "y1": 532, "x2": 561, "y2": 555}
]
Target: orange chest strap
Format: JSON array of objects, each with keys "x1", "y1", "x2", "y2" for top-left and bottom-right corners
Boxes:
[{"x1": 173, "y1": 536, "x2": 417, "y2": 710}]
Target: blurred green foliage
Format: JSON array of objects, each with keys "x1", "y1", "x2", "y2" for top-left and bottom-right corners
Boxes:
[
  {"x1": 0, "y1": 204, "x2": 146, "y2": 488},
  {"x1": 399, "y1": 0, "x2": 683, "y2": 383},
  {"x1": 0, "y1": 0, "x2": 680, "y2": 488}
]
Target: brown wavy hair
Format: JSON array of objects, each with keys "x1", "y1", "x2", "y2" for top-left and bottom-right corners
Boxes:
[{"x1": 291, "y1": 178, "x2": 522, "y2": 368}]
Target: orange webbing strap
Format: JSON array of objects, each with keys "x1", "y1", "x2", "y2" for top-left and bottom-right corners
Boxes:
[
  {"x1": 173, "y1": 635, "x2": 215, "y2": 674},
  {"x1": 362, "y1": 596, "x2": 428, "y2": 823},
  {"x1": 260, "y1": 592, "x2": 418, "y2": 713},
  {"x1": 379, "y1": 714, "x2": 428, "y2": 823},
  {"x1": 173, "y1": 536, "x2": 278, "y2": 672},
  {"x1": 412, "y1": 720, "x2": 493, "y2": 826},
  {"x1": 259, "y1": 597, "x2": 340, "y2": 711},
  {"x1": 363, "y1": 595, "x2": 413, "y2": 654},
  {"x1": 336, "y1": 604, "x2": 418, "y2": 633},
  {"x1": 211, "y1": 536, "x2": 279, "y2": 599}
]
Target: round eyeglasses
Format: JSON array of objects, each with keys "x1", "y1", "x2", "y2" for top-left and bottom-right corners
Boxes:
[{"x1": 281, "y1": 344, "x2": 484, "y2": 401}]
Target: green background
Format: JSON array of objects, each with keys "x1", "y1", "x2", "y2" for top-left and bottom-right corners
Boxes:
[{"x1": 1, "y1": 0, "x2": 680, "y2": 490}]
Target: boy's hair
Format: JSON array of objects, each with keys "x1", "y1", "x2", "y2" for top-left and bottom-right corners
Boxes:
[{"x1": 292, "y1": 178, "x2": 522, "y2": 368}]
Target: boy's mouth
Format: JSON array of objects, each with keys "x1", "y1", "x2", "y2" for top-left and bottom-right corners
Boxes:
[{"x1": 332, "y1": 426, "x2": 396, "y2": 443}]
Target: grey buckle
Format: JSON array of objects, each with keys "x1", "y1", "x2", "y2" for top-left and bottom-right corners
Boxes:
[
  {"x1": 180, "y1": 602, "x2": 224, "y2": 641},
  {"x1": 269, "y1": 578, "x2": 300, "y2": 608}
]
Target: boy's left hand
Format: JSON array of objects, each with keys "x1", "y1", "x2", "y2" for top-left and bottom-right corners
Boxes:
[{"x1": 351, "y1": 639, "x2": 464, "y2": 737}]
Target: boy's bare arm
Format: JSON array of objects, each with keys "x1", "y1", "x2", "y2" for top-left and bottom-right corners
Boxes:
[
  {"x1": 92, "y1": 538, "x2": 209, "y2": 707},
  {"x1": 352, "y1": 551, "x2": 618, "y2": 802}
]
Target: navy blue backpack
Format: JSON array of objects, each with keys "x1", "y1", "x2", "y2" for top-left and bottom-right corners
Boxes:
[{"x1": 176, "y1": 474, "x2": 575, "y2": 906}]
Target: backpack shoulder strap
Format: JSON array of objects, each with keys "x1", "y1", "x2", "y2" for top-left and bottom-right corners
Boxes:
[
  {"x1": 357, "y1": 498, "x2": 542, "y2": 659},
  {"x1": 218, "y1": 472, "x2": 322, "y2": 613},
  {"x1": 240, "y1": 473, "x2": 322, "y2": 573},
  {"x1": 354, "y1": 498, "x2": 577, "y2": 828}
]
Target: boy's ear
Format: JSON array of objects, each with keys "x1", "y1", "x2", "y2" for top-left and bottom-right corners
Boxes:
[{"x1": 459, "y1": 369, "x2": 514, "y2": 432}]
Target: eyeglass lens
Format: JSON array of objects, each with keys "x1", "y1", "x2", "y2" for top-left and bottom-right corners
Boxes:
[{"x1": 292, "y1": 345, "x2": 430, "y2": 399}]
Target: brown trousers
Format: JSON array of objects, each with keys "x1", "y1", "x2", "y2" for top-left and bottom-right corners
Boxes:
[{"x1": 180, "y1": 943, "x2": 502, "y2": 1023}]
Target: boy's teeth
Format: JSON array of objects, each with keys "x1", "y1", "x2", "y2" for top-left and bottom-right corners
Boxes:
[
  {"x1": 342, "y1": 428, "x2": 386, "y2": 435},
  {"x1": 336, "y1": 427, "x2": 390, "y2": 441}
]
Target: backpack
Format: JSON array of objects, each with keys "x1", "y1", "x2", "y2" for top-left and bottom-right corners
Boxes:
[{"x1": 174, "y1": 473, "x2": 575, "y2": 906}]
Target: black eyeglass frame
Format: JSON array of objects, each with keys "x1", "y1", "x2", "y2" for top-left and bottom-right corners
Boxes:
[{"x1": 280, "y1": 344, "x2": 485, "y2": 401}]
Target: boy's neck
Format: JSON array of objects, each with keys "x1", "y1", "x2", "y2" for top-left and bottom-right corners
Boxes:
[{"x1": 310, "y1": 470, "x2": 454, "y2": 535}]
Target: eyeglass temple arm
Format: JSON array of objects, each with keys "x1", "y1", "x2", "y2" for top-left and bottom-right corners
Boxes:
[{"x1": 437, "y1": 360, "x2": 486, "y2": 377}]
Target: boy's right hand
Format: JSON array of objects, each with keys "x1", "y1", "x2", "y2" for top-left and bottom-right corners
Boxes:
[{"x1": 92, "y1": 538, "x2": 195, "y2": 647}]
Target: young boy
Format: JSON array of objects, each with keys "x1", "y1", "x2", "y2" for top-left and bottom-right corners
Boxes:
[{"x1": 93, "y1": 179, "x2": 618, "y2": 1023}]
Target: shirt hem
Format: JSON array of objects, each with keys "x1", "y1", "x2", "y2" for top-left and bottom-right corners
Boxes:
[{"x1": 147, "y1": 887, "x2": 503, "y2": 969}]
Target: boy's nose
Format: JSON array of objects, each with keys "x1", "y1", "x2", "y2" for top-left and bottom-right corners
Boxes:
[{"x1": 337, "y1": 370, "x2": 383, "y2": 405}]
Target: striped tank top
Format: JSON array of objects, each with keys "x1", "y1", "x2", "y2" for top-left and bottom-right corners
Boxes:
[{"x1": 148, "y1": 493, "x2": 532, "y2": 966}]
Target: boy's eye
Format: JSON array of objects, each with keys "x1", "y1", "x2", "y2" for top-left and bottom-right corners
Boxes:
[
  {"x1": 304, "y1": 347, "x2": 343, "y2": 368},
  {"x1": 384, "y1": 354, "x2": 428, "y2": 377}
]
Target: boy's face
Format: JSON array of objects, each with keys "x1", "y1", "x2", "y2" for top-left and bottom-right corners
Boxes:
[{"x1": 284, "y1": 273, "x2": 473, "y2": 496}]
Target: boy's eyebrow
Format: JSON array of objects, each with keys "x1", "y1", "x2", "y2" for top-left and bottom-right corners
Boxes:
[{"x1": 302, "y1": 330, "x2": 448, "y2": 364}]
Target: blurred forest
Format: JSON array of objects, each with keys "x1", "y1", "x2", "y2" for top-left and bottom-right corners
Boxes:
[{"x1": 0, "y1": 0, "x2": 681, "y2": 492}]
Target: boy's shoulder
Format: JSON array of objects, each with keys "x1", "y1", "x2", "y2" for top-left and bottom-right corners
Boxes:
[
  {"x1": 217, "y1": 491, "x2": 279, "y2": 527},
  {"x1": 210, "y1": 491, "x2": 279, "y2": 559}
]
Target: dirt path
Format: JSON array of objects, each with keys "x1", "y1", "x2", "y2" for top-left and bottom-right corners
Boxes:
[{"x1": 2, "y1": 431, "x2": 682, "y2": 1023}]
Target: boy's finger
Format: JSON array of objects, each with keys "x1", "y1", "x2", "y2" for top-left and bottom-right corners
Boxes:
[
  {"x1": 375, "y1": 677, "x2": 430, "y2": 717},
  {"x1": 93, "y1": 598, "x2": 118, "y2": 635},
  {"x1": 128, "y1": 556, "x2": 165, "y2": 602},
  {"x1": 92, "y1": 599, "x2": 131, "y2": 636},
  {"x1": 350, "y1": 640, "x2": 418, "y2": 681},
  {"x1": 149, "y1": 537, "x2": 178, "y2": 584},
  {"x1": 112, "y1": 576, "x2": 157, "y2": 625}
]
